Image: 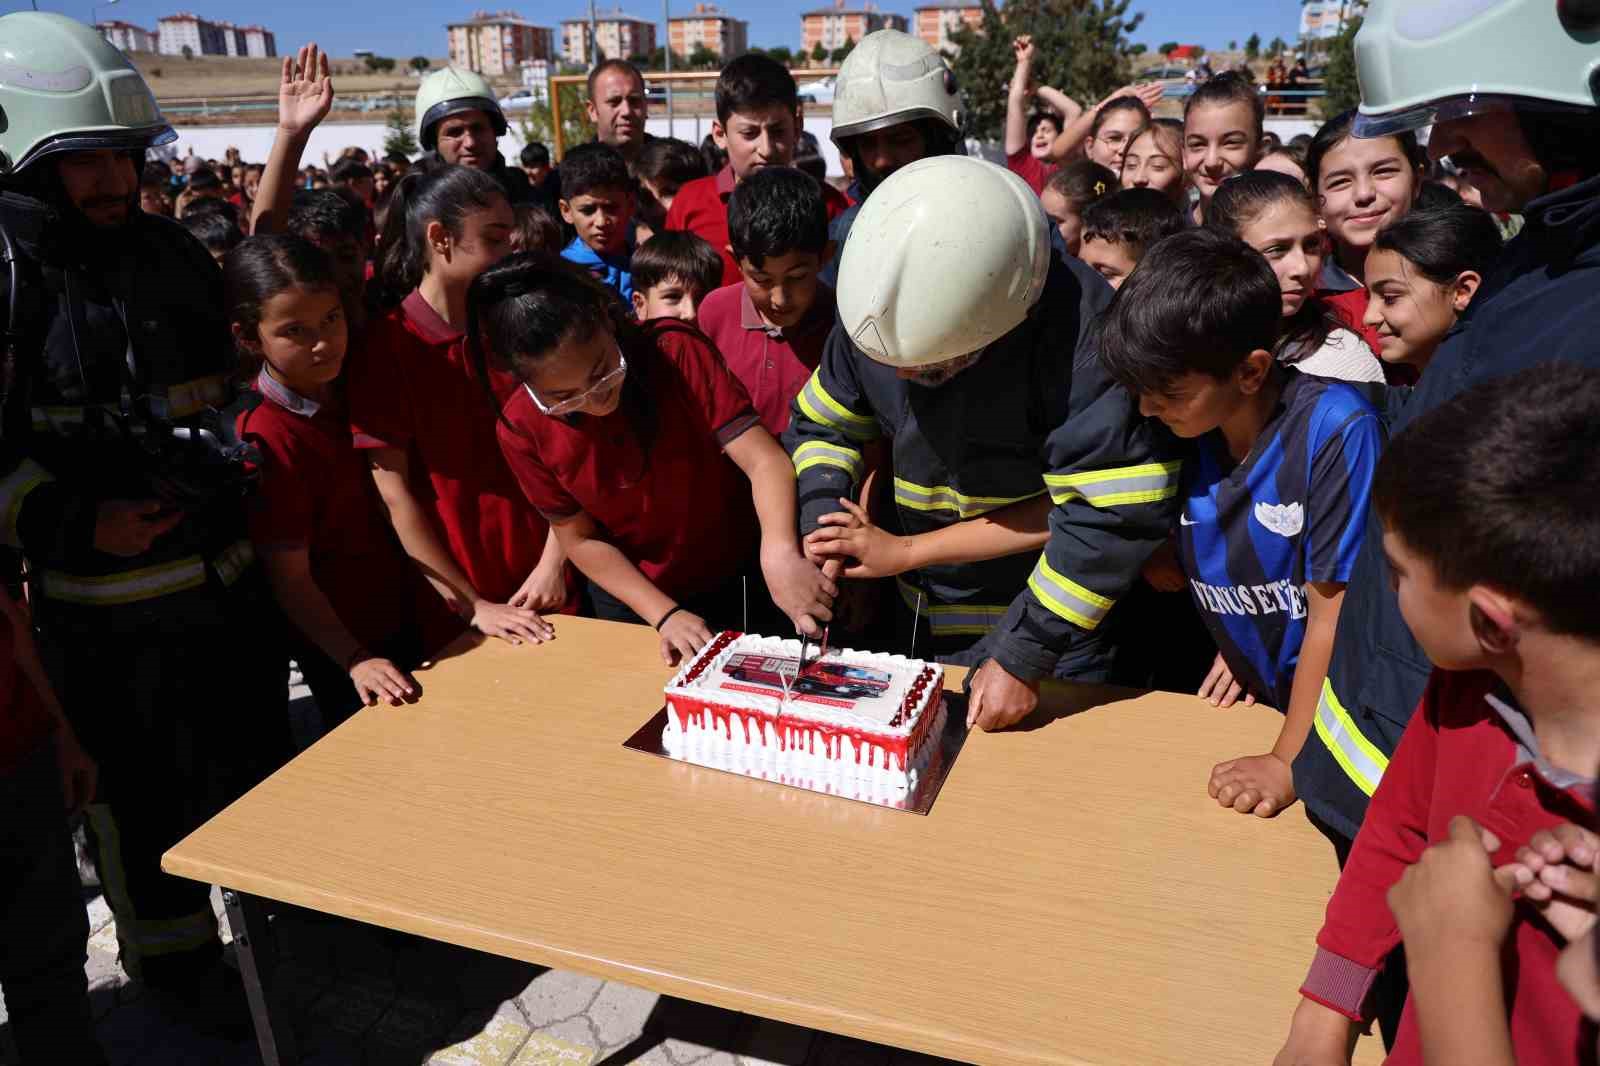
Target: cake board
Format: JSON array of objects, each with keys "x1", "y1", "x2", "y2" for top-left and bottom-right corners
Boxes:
[{"x1": 623, "y1": 692, "x2": 970, "y2": 815}]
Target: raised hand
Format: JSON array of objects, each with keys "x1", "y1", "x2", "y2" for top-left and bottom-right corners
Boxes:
[{"x1": 279, "y1": 42, "x2": 333, "y2": 137}]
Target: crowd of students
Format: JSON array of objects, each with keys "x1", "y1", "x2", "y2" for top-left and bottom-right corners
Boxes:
[{"x1": 3, "y1": 4, "x2": 1600, "y2": 1064}]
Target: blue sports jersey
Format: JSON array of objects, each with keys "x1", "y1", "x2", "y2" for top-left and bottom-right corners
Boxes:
[{"x1": 1177, "y1": 370, "x2": 1384, "y2": 710}]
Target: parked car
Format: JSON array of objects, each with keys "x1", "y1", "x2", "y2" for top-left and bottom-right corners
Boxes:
[
  {"x1": 797, "y1": 76, "x2": 835, "y2": 104},
  {"x1": 500, "y1": 88, "x2": 539, "y2": 111}
]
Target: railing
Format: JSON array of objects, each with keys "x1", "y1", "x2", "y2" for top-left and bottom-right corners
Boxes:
[
  {"x1": 158, "y1": 88, "x2": 412, "y2": 117},
  {"x1": 548, "y1": 68, "x2": 840, "y2": 160}
]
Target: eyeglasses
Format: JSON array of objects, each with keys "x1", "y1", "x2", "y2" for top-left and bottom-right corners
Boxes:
[
  {"x1": 1097, "y1": 131, "x2": 1132, "y2": 147},
  {"x1": 526, "y1": 347, "x2": 627, "y2": 417}
]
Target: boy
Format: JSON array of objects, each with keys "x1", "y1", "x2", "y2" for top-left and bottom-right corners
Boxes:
[
  {"x1": 180, "y1": 199, "x2": 245, "y2": 264},
  {"x1": 329, "y1": 156, "x2": 376, "y2": 206},
  {"x1": 519, "y1": 141, "x2": 561, "y2": 215},
  {"x1": 665, "y1": 53, "x2": 847, "y2": 287},
  {"x1": 288, "y1": 186, "x2": 372, "y2": 327},
  {"x1": 1277, "y1": 363, "x2": 1600, "y2": 1066},
  {"x1": 629, "y1": 230, "x2": 723, "y2": 326},
  {"x1": 558, "y1": 142, "x2": 636, "y2": 304},
  {"x1": 1077, "y1": 188, "x2": 1187, "y2": 289},
  {"x1": 699, "y1": 167, "x2": 835, "y2": 435},
  {"x1": 1097, "y1": 229, "x2": 1382, "y2": 817}
]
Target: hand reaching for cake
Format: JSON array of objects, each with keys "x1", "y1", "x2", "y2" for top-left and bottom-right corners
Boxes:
[
  {"x1": 806, "y1": 499, "x2": 916, "y2": 579},
  {"x1": 658, "y1": 608, "x2": 712, "y2": 666},
  {"x1": 762, "y1": 545, "x2": 837, "y2": 638}
]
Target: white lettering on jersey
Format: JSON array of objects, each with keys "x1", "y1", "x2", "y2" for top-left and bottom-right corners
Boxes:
[{"x1": 1190, "y1": 578, "x2": 1307, "y2": 620}]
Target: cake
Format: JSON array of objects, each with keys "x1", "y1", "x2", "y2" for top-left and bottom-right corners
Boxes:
[{"x1": 662, "y1": 631, "x2": 947, "y2": 799}]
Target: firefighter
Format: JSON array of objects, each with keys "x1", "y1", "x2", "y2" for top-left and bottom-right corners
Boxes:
[
  {"x1": 789, "y1": 156, "x2": 1181, "y2": 722},
  {"x1": 0, "y1": 13, "x2": 287, "y2": 1026},
  {"x1": 414, "y1": 66, "x2": 535, "y2": 205}
]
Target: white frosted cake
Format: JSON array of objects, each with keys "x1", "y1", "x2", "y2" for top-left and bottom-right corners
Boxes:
[{"x1": 662, "y1": 632, "x2": 947, "y2": 798}]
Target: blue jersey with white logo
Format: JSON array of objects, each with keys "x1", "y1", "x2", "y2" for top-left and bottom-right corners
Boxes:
[{"x1": 1177, "y1": 370, "x2": 1383, "y2": 710}]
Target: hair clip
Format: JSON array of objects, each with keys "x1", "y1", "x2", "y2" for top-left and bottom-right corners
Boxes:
[{"x1": 1093, "y1": 181, "x2": 1106, "y2": 196}]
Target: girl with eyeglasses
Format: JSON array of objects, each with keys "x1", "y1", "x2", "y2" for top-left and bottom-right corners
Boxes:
[{"x1": 471, "y1": 254, "x2": 836, "y2": 666}]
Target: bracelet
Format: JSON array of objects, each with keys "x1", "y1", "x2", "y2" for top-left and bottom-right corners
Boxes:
[
  {"x1": 654, "y1": 605, "x2": 684, "y2": 631},
  {"x1": 343, "y1": 646, "x2": 372, "y2": 672}
]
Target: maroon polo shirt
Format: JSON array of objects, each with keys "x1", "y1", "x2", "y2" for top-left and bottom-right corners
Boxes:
[
  {"x1": 665, "y1": 164, "x2": 850, "y2": 287},
  {"x1": 239, "y1": 371, "x2": 462, "y2": 654},
  {"x1": 1006, "y1": 146, "x2": 1059, "y2": 197},
  {"x1": 348, "y1": 290, "x2": 558, "y2": 605},
  {"x1": 496, "y1": 323, "x2": 761, "y2": 603},
  {"x1": 697, "y1": 280, "x2": 835, "y2": 435}
]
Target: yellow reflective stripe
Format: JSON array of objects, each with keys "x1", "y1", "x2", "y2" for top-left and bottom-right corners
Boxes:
[
  {"x1": 166, "y1": 375, "x2": 229, "y2": 418},
  {"x1": 795, "y1": 373, "x2": 879, "y2": 442},
  {"x1": 1026, "y1": 553, "x2": 1114, "y2": 630},
  {"x1": 1312, "y1": 677, "x2": 1390, "y2": 797},
  {"x1": 40, "y1": 556, "x2": 209, "y2": 606},
  {"x1": 893, "y1": 478, "x2": 1043, "y2": 519},
  {"x1": 896, "y1": 578, "x2": 1009, "y2": 636},
  {"x1": 0, "y1": 459, "x2": 54, "y2": 548},
  {"x1": 1044, "y1": 460, "x2": 1183, "y2": 506},
  {"x1": 211, "y1": 539, "x2": 256, "y2": 587},
  {"x1": 792, "y1": 440, "x2": 864, "y2": 481}
]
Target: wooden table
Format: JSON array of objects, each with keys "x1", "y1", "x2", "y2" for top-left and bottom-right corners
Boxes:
[{"x1": 164, "y1": 616, "x2": 1373, "y2": 1066}]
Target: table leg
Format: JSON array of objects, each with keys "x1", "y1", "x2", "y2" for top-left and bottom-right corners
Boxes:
[{"x1": 221, "y1": 888, "x2": 299, "y2": 1066}]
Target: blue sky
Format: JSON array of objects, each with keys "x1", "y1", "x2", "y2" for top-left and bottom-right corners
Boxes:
[{"x1": 16, "y1": 0, "x2": 1305, "y2": 61}]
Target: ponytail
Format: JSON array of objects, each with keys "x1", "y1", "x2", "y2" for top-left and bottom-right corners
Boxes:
[
  {"x1": 1374, "y1": 200, "x2": 1504, "y2": 287},
  {"x1": 373, "y1": 164, "x2": 507, "y2": 309}
]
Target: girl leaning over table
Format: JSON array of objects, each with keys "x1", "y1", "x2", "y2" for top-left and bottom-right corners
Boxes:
[{"x1": 469, "y1": 252, "x2": 835, "y2": 665}]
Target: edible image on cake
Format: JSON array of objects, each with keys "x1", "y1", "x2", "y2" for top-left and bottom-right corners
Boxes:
[{"x1": 719, "y1": 652, "x2": 898, "y2": 719}]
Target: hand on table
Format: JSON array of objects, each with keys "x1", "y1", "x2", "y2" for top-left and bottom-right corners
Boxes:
[
  {"x1": 278, "y1": 43, "x2": 333, "y2": 136},
  {"x1": 761, "y1": 546, "x2": 836, "y2": 638},
  {"x1": 1208, "y1": 751, "x2": 1295, "y2": 817},
  {"x1": 510, "y1": 561, "x2": 567, "y2": 613},
  {"x1": 657, "y1": 608, "x2": 711, "y2": 667},
  {"x1": 350, "y1": 656, "x2": 419, "y2": 707},
  {"x1": 805, "y1": 498, "x2": 915, "y2": 579},
  {"x1": 1197, "y1": 652, "x2": 1255, "y2": 707},
  {"x1": 1501, "y1": 822, "x2": 1600, "y2": 943},
  {"x1": 1389, "y1": 816, "x2": 1518, "y2": 957},
  {"x1": 966, "y1": 658, "x2": 1038, "y2": 732},
  {"x1": 469, "y1": 599, "x2": 555, "y2": 646}
]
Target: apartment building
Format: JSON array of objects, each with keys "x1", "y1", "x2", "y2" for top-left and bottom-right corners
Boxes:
[
  {"x1": 98, "y1": 19, "x2": 158, "y2": 53},
  {"x1": 668, "y1": 3, "x2": 748, "y2": 60},
  {"x1": 156, "y1": 13, "x2": 275, "y2": 57},
  {"x1": 801, "y1": 2, "x2": 906, "y2": 55},
  {"x1": 448, "y1": 10, "x2": 555, "y2": 76},
  {"x1": 561, "y1": 10, "x2": 657, "y2": 65},
  {"x1": 914, "y1": 1, "x2": 981, "y2": 54}
]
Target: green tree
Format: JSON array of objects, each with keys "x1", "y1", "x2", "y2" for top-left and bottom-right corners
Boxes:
[
  {"x1": 1268, "y1": 36, "x2": 1286, "y2": 57},
  {"x1": 1244, "y1": 32, "x2": 1261, "y2": 59},
  {"x1": 181, "y1": 44, "x2": 194, "y2": 61},
  {"x1": 767, "y1": 45, "x2": 794, "y2": 66},
  {"x1": 364, "y1": 54, "x2": 396, "y2": 73},
  {"x1": 409, "y1": 55, "x2": 430, "y2": 73},
  {"x1": 810, "y1": 41, "x2": 827, "y2": 63},
  {"x1": 1128, "y1": 42, "x2": 1146, "y2": 56},
  {"x1": 1228, "y1": 40, "x2": 1237, "y2": 51},
  {"x1": 949, "y1": 0, "x2": 1146, "y2": 142},
  {"x1": 830, "y1": 39, "x2": 857, "y2": 64},
  {"x1": 383, "y1": 108, "x2": 419, "y2": 158},
  {"x1": 516, "y1": 81, "x2": 595, "y2": 155},
  {"x1": 1321, "y1": 15, "x2": 1362, "y2": 116},
  {"x1": 689, "y1": 43, "x2": 719, "y2": 69},
  {"x1": 1156, "y1": 40, "x2": 1178, "y2": 56}
]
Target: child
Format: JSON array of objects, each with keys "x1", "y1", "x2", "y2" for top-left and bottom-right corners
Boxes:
[
  {"x1": 1276, "y1": 363, "x2": 1600, "y2": 1066},
  {"x1": 352, "y1": 165, "x2": 568, "y2": 646},
  {"x1": 229, "y1": 236, "x2": 461, "y2": 726},
  {"x1": 286, "y1": 187, "x2": 372, "y2": 329},
  {"x1": 1082, "y1": 95, "x2": 1149, "y2": 174},
  {"x1": 510, "y1": 202, "x2": 563, "y2": 255},
  {"x1": 1119, "y1": 118, "x2": 1186, "y2": 208},
  {"x1": 180, "y1": 199, "x2": 245, "y2": 264},
  {"x1": 558, "y1": 142, "x2": 636, "y2": 304},
  {"x1": 1097, "y1": 228, "x2": 1382, "y2": 818},
  {"x1": 1076, "y1": 188, "x2": 1186, "y2": 289},
  {"x1": 329, "y1": 157, "x2": 376, "y2": 206},
  {"x1": 1003, "y1": 37, "x2": 1061, "y2": 195},
  {"x1": 635, "y1": 136, "x2": 709, "y2": 219},
  {"x1": 665, "y1": 53, "x2": 847, "y2": 287},
  {"x1": 1041, "y1": 160, "x2": 1117, "y2": 256},
  {"x1": 474, "y1": 254, "x2": 834, "y2": 663},
  {"x1": 1363, "y1": 201, "x2": 1503, "y2": 376},
  {"x1": 1307, "y1": 109, "x2": 1424, "y2": 360},
  {"x1": 1183, "y1": 71, "x2": 1264, "y2": 221},
  {"x1": 629, "y1": 230, "x2": 723, "y2": 325},
  {"x1": 1256, "y1": 143, "x2": 1310, "y2": 188},
  {"x1": 140, "y1": 164, "x2": 173, "y2": 216},
  {"x1": 698, "y1": 167, "x2": 835, "y2": 435},
  {"x1": 1207, "y1": 171, "x2": 1386, "y2": 384}
]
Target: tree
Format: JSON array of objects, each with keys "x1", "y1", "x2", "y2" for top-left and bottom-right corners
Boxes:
[
  {"x1": 1268, "y1": 36, "x2": 1287, "y2": 57},
  {"x1": 688, "y1": 43, "x2": 719, "y2": 69},
  {"x1": 1156, "y1": 40, "x2": 1178, "y2": 56},
  {"x1": 1228, "y1": 40, "x2": 1237, "y2": 51},
  {"x1": 1128, "y1": 42, "x2": 1146, "y2": 56},
  {"x1": 383, "y1": 108, "x2": 419, "y2": 159},
  {"x1": 811, "y1": 41, "x2": 827, "y2": 63},
  {"x1": 363, "y1": 54, "x2": 396, "y2": 73},
  {"x1": 1321, "y1": 15, "x2": 1362, "y2": 116},
  {"x1": 949, "y1": 0, "x2": 1146, "y2": 142},
  {"x1": 409, "y1": 55, "x2": 430, "y2": 73},
  {"x1": 1245, "y1": 32, "x2": 1261, "y2": 59},
  {"x1": 181, "y1": 44, "x2": 194, "y2": 61},
  {"x1": 516, "y1": 81, "x2": 595, "y2": 155},
  {"x1": 830, "y1": 38, "x2": 856, "y2": 64},
  {"x1": 767, "y1": 45, "x2": 794, "y2": 66}
]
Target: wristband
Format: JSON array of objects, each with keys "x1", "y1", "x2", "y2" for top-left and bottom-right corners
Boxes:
[
  {"x1": 343, "y1": 646, "x2": 372, "y2": 672},
  {"x1": 654, "y1": 605, "x2": 684, "y2": 631}
]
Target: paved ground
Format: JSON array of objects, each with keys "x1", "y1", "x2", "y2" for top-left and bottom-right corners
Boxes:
[{"x1": 0, "y1": 693, "x2": 969, "y2": 1066}]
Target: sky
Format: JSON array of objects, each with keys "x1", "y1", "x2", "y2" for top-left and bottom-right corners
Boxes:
[{"x1": 13, "y1": 0, "x2": 1306, "y2": 63}]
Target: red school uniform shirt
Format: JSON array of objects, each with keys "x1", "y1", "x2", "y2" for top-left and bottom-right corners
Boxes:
[
  {"x1": 1299, "y1": 669, "x2": 1593, "y2": 1066},
  {"x1": 495, "y1": 322, "x2": 761, "y2": 604},
  {"x1": 665, "y1": 164, "x2": 850, "y2": 288},
  {"x1": 1315, "y1": 259, "x2": 1416, "y2": 386},
  {"x1": 1006, "y1": 146, "x2": 1059, "y2": 197},
  {"x1": 239, "y1": 371, "x2": 462, "y2": 655},
  {"x1": 696, "y1": 280, "x2": 836, "y2": 436},
  {"x1": 348, "y1": 290, "x2": 556, "y2": 605}
]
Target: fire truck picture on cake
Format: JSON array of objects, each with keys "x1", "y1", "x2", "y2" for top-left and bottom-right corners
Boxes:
[{"x1": 721, "y1": 653, "x2": 893, "y2": 702}]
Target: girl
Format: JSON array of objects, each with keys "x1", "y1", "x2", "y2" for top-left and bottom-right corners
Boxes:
[
  {"x1": 1041, "y1": 159, "x2": 1117, "y2": 257},
  {"x1": 1363, "y1": 200, "x2": 1503, "y2": 376},
  {"x1": 1119, "y1": 119, "x2": 1187, "y2": 209},
  {"x1": 1207, "y1": 171, "x2": 1385, "y2": 384},
  {"x1": 472, "y1": 254, "x2": 834, "y2": 666},
  {"x1": 1306, "y1": 109, "x2": 1424, "y2": 362},
  {"x1": 1183, "y1": 71, "x2": 1264, "y2": 222},
  {"x1": 229, "y1": 236, "x2": 463, "y2": 724},
  {"x1": 1255, "y1": 144, "x2": 1310, "y2": 189},
  {"x1": 349, "y1": 165, "x2": 570, "y2": 648},
  {"x1": 1081, "y1": 95, "x2": 1149, "y2": 173}
]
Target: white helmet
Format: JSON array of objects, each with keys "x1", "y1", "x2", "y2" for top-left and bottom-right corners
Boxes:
[
  {"x1": 415, "y1": 67, "x2": 507, "y2": 151},
  {"x1": 831, "y1": 29, "x2": 962, "y2": 145},
  {"x1": 836, "y1": 156, "x2": 1050, "y2": 369},
  {"x1": 1354, "y1": 0, "x2": 1600, "y2": 138}
]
